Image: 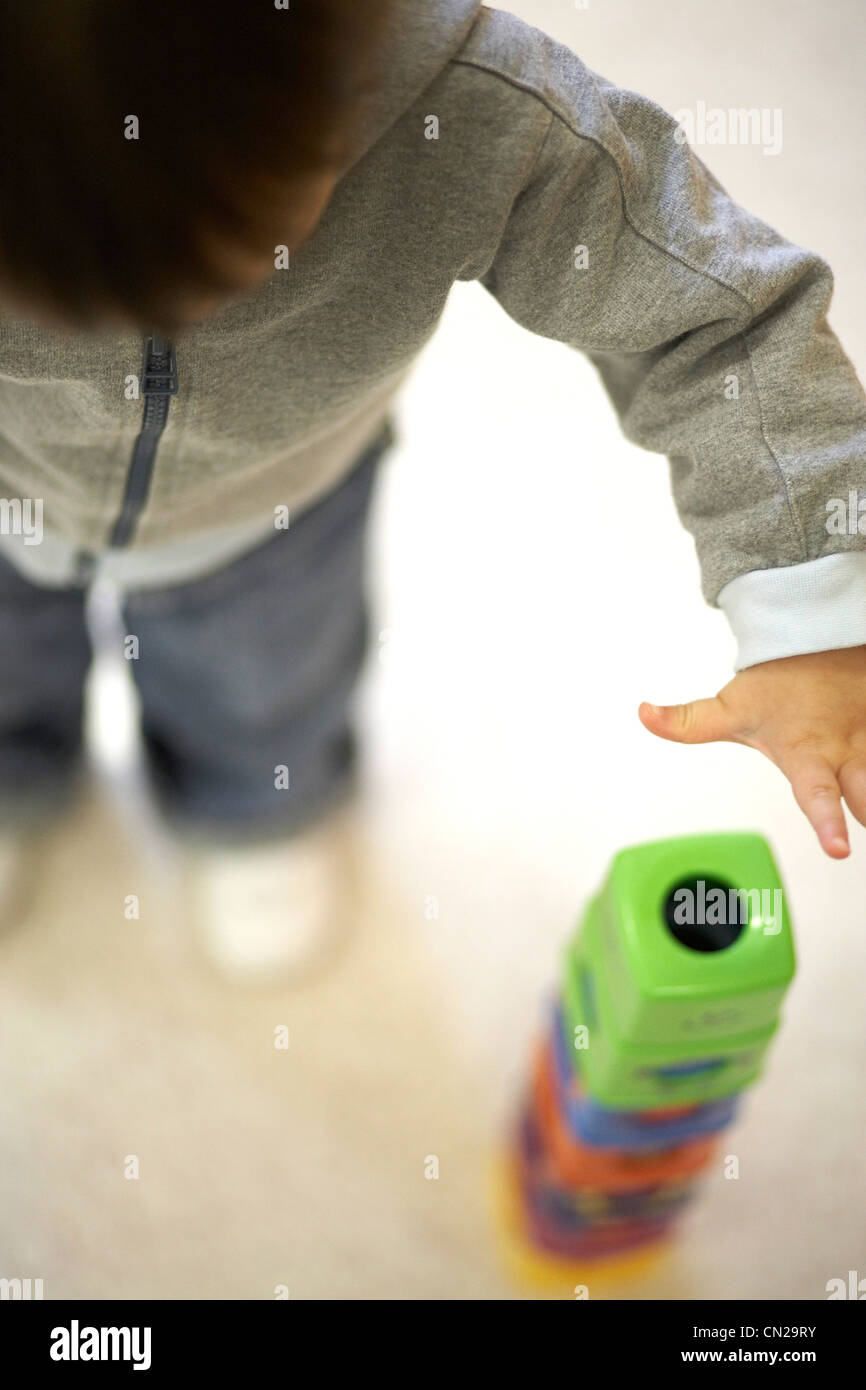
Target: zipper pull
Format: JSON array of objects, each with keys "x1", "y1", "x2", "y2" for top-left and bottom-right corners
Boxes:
[{"x1": 141, "y1": 333, "x2": 178, "y2": 396}]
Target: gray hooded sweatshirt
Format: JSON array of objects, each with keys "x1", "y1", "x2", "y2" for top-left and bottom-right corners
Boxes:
[{"x1": 1, "y1": 0, "x2": 865, "y2": 670}]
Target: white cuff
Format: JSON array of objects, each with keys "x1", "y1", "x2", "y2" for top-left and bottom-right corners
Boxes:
[{"x1": 717, "y1": 552, "x2": 866, "y2": 670}]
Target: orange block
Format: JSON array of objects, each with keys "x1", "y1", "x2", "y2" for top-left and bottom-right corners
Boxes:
[{"x1": 528, "y1": 1042, "x2": 718, "y2": 1193}]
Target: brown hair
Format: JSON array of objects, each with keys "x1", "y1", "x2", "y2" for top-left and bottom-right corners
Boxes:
[{"x1": 0, "y1": 0, "x2": 393, "y2": 333}]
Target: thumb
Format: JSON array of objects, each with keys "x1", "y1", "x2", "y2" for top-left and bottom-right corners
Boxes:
[{"x1": 638, "y1": 697, "x2": 734, "y2": 745}]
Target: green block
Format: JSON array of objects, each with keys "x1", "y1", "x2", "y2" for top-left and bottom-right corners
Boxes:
[{"x1": 561, "y1": 832, "x2": 796, "y2": 1109}]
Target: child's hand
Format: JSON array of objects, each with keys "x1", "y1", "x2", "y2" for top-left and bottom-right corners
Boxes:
[{"x1": 638, "y1": 646, "x2": 866, "y2": 859}]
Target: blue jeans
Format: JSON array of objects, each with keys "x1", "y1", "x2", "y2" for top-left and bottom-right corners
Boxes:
[{"x1": 0, "y1": 422, "x2": 394, "y2": 842}]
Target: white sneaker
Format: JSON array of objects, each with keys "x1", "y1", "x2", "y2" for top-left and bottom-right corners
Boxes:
[{"x1": 188, "y1": 814, "x2": 350, "y2": 983}]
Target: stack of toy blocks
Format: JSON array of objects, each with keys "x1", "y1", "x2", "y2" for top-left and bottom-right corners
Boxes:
[{"x1": 508, "y1": 832, "x2": 796, "y2": 1277}]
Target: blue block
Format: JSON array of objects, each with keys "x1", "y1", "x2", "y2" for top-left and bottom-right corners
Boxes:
[{"x1": 550, "y1": 1000, "x2": 742, "y2": 1150}]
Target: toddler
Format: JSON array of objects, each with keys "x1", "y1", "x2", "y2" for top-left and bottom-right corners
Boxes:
[{"x1": 0, "y1": 0, "x2": 864, "y2": 978}]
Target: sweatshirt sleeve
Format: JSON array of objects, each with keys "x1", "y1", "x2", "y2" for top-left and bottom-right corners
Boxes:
[{"x1": 474, "y1": 48, "x2": 866, "y2": 670}]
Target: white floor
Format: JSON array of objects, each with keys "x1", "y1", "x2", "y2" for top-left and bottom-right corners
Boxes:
[{"x1": 1, "y1": 0, "x2": 864, "y2": 1300}]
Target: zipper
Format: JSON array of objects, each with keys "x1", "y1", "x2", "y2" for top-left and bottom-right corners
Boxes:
[
  {"x1": 107, "y1": 331, "x2": 179, "y2": 548},
  {"x1": 72, "y1": 332, "x2": 178, "y2": 584}
]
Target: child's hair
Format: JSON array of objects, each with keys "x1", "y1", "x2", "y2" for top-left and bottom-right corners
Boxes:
[{"x1": 0, "y1": 0, "x2": 393, "y2": 332}]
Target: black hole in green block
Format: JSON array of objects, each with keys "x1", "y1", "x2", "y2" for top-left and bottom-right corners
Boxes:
[{"x1": 662, "y1": 875, "x2": 747, "y2": 952}]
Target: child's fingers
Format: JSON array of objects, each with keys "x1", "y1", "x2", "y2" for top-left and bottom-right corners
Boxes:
[
  {"x1": 837, "y1": 757, "x2": 866, "y2": 832},
  {"x1": 638, "y1": 697, "x2": 735, "y2": 745},
  {"x1": 781, "y1": 751, "x2": 850, "y2": 857}
]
